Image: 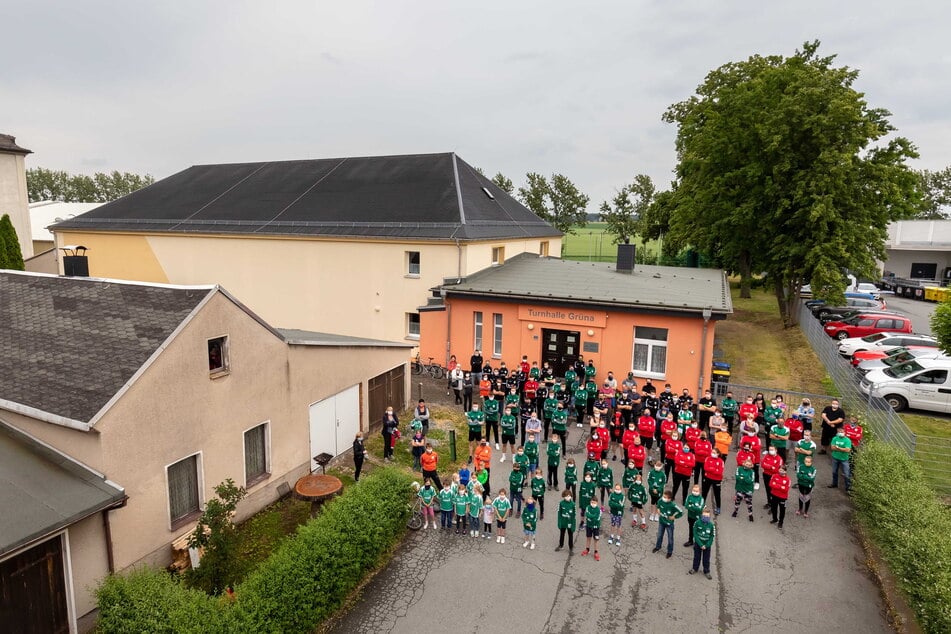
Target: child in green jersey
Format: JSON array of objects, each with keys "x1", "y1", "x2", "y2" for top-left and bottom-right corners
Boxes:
[
  {"x1": 689, "y1": 508, "x2": 716, "y2": 579},
  {"x1": 547, "y1": 433, "x2": 562, "y2": 490},
  {"x1": 531, "y1": 469, "x2": 546, "y2": 520},
  {"x1": 482, "y1": 498, "x2": 495, "y2": 539},
  {"x1": 525, "y1": 433, "x2": 540, "y2": 473},
  {"x1": 453, "y1": 486, "x2": 469, "y2": 534},
  {"x1": 468, "y1": 484, "x2": 484, "y2": 537},
  {"x1": 608, "y1": 483, "x2": 626, "y2": 546},
  {"x1": 522, "y1": 496, "x2": 538, "y2": 549},
  {"x1": 628, "y1": 473, "x2": 648, "y2": 530},
  {"x1": 493, "y1": 489, "x2": 512, "y2": 543},
  {"x1": 796, "y1": 455, "x2": 817, "y2": 518},
  {"x1": 597, "y1": 458, "x2": 614, "y2": 504},
  {"x1": 437, "y1": 481, "x2": 454, "y2": 530},
  {"x1": 582, "y1": 497, "x2": 603, "y2": 560},
  {"x1": 509, "y1": 463, "x2": 526, "y2": 518},
  {"x1": 564, "y1": 457, "x2": 578, "y2": 500},
  {"x1": 683, "y1": 484, "x2": 705, "y2": 547},
  {"x1": 579, "y1": 473, "x2": 596, "y2": 529},
  {"x1": 419, "y1": 478, "x2": 437, "y2": 530},
  {"x1": 647, "y1": 462, "x2": 667, "y2": 522},
  {"x1": 652, "y1": 490, "x2": 684, "y2": 558},
  {"x1": 556, "y1": 489, "x2": 576, "y2": 552}
]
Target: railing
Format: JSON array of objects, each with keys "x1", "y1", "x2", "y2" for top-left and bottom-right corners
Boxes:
[{"x1": 797, "y1": 304, "x2": 950, "y2": 495}]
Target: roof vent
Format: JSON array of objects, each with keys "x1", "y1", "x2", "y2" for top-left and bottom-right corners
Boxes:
[{"x1": 482, "y1": 187, "x2": 495, "y2": 200}]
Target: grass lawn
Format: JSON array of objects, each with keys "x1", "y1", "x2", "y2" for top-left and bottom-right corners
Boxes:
[{"x1": 562, "y1": 223, "x2": 661, "y2": 262}]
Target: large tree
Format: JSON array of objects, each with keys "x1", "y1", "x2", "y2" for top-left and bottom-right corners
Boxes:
[
  {"x1": 599, "y1": 173, "x2": 655, "y2": 244},
  {"x1": 517, "y1": 172, "x2": 590, "y2": 234},
  {"x1": 663, "y1": 41, "x2": 921, "y2": 323},
  {"x1": 27, "y1": 167, "x2": 155, "y2": 203}
]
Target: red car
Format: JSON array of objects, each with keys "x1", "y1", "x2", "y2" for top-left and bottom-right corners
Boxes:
[
  {"x1": 823, "y1": 313, "x2": 912, "y2": 340},
  {"x1": 850, "y1": 343, "x2": 940, "y2": 366}
]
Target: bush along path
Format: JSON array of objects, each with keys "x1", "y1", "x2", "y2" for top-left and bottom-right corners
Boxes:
[{"x1": 96, "y1": 468, "x2": 413, "y2": 633}]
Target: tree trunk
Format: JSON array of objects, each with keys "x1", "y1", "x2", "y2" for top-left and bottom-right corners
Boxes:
[
  {"x1": 738, "y1": 251, "x2": 752, "y2": 299},
  {"x1": 773, "y1": 279, "x2": 800, "y2": 328}
]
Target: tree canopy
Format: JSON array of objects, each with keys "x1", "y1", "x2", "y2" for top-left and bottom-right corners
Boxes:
[
  {"x1": 0, "y1": 214, "x2": 25, "y2": 270},
  {"x1": 517, "y1": 172, "x2": 590, "y2": 234},
  {"x1": 662, "y1": 40, "x2": 921, "y2": 325},
  {"x1": 27, "y1": 167, "x2": 155, "y2": 203},
  {"x1": 599, "y1": 173, "x2": 655, "y2": 244},
  {"x1": 913, "y1": 167, "x2": 951, "y2": 219},
  {"x1": 491, "y1": 172, "x2": 515, "y2": 195}
]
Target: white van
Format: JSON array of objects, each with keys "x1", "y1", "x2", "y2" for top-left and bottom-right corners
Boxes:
[{"x1": 861, "y1": 358, "x2": 951, "y2": 412}]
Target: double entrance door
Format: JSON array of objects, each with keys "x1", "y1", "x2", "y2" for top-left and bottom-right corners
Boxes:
[{"x1": 542, "y1": 328, "x2": 581, "y2": 378}]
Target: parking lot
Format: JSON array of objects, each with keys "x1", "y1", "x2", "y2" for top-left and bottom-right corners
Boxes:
[{"x1": 883, "y1": 295, "x2": 936, "y2": 336}]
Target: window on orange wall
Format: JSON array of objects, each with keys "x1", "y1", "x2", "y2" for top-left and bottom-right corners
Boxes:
[
  {"x1": 474, "y1": 311, "x2": 483, "y2": 350},
  {"x1": 493, "y1": 313, "x2": 503, "y2": 357},
  {"x1": 632, "y1": 326, "x2": 667, "y2": 378}
]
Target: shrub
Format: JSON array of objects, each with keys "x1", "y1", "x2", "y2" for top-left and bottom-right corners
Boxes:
[
  {"x1": 851, "y1": 440, "x2": 951, "y2": 633},
  {"x1": 186, "y1": 478, "x2": 247, "y2": 595},
  {"x1": 96, "y1": 468, "x2": 411, "y2": 633}
]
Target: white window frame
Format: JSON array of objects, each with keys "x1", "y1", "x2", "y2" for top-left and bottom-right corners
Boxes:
[
  {"x1": 474, "y1": 311, "x2": 483, "y2": 351},
  {"x1": 243, "y1": 421, "x2": 271, "y2": 488},
  {"x1": 165, "y1": 451, "x2": 204, "y2": 530},
  {"x1": 493, "y1": 313, "x2": 503, "y2": 357},
  {"x1": 406, "y1": 251, "x2": 421, "y2": 277},
  {"x1": 631, "y1": 326, "x2": 668, "y2": 379},
  {"x1": 407, "y1": 312, "x2": 420, "y2": 340},
  {"x1": 208, "y1": 335, "x2": 230, "y2": 377},
  {"x1": 492, "y1": 246, "x2": 505, "y2": 266}
]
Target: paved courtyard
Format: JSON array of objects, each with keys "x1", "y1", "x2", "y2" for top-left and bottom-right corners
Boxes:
[{"x1": 331, "y1": 417, "x2": 890, "y2": 634}]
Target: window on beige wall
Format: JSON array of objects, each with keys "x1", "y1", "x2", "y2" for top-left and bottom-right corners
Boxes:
[
  {"x1": 539, "y1": 241, "x2": 549, "y2": 257},
  {"x1": 492, "y1": 246, "x2": 505, "y2": 265},
  {"x1": 208, "y1": 336, "x2": 229, "y2": 375},
  {"x1": 473, "y1": 311, "x2": 483, "y2": 351},
  {"x1": 407, "y1": 251, "x2": 421, "y2": 276},
  {"x1": 167, "y1": 453, "x2": 202, "y2": 529},
  {"x1": 244, "y1": 422, "x2": 270, "y2": 487},
  {"x1": 407, "y1": 313, "x2": 420, "y2": 339}
]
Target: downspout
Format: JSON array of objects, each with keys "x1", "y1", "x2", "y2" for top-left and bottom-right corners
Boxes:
[
  {"x1": 697, "y1": 308, "x2": 712, "y2": 398},
  {"x1": 455, "y1": 238, "x2": 462, "y2": 282},
  {"x1": 443, "y1": 289, "x2": 452, "y2": 367},
  {"x1": 102, "y1": 496, "x2": 128, "y2": 573}
]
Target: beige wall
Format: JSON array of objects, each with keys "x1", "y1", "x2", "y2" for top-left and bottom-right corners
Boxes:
[
  {"x1": 0, "y1": 152, "x2": 33, "y2": 259},
  {"x1": 67, "y1": 513, "x2": 110, "y2": 620},
  {"x1": 53, "y1": 230, "x2": 561, "y2": 349},
  {"x1": 4, "y1": 289, "x2": 408, "y2": 575},
  {"x1": 25, "y1": 245, "x2": 57, "y2": 274}
]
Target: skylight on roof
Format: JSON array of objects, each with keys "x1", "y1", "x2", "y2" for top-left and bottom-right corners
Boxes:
[{"x1": 482, "y1": 187, "x2": 495, "y2": 200}]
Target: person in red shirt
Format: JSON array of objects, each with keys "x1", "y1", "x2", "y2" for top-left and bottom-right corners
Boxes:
[
  {"x1": 659, "y1": 416, "x2": 677, "y2": 461},
  {"x1": 786, "y1": 415, "x2": 804, "y2": 444},
  {"x1": 637, "y1": 410, "x2": 656, "y2": 451},
  {"x1": 596, "y1": 420, "x2": 610, "y2": 460},
  {"x1": 586, "y1": 431, "x2": 603, "y2": 460},
  {"x1": 671, "y1": 445, "x2": 696, "y2": 504},
  {"x1": 621, "y1": 422, "x2": 639, "y2": 463},
  {"x1": 768, "y1": 466, "x2": 791, "y2": 529},
  {"x1": 627, "y1": 435, "x2": 647, "y2": 474},
  {"x1": 664, "y1": 431, "x2": 684, "y2": 478},
  {"x1": 760, "y1": 447, "x2": 784, "y2": 510},
  {"x1": 843, "y1": 416, "x2": 864, "y2": 449},
  {"x1": 692, "y1": 431, "x2": 712, "y2": 485},
  {"x1": 702, "y1": 448, "x2": 725, "y2": 514},
  {"x1": 520, "y1": 356, "x2": 531, "y2": 375},
  {"x1": 523, "y1": 377, "x2": 538, "y2": 401},
  {"x1": 738, "y1": 397, "x2": 758, "y2": 429},
  {"x1": 684, "y1": 423, "x2": 701, "y2": 449},
  {"x1": 610, "y1": 411, "x2": 624, "y2": 461},
  {"x1": 744, "y1": 434, "x2": 762, "y2": 490}
]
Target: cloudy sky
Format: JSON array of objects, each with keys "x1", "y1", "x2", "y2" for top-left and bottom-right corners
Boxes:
[{"x1": 4, "y1": 1, "x2": 949, "y2": 207}]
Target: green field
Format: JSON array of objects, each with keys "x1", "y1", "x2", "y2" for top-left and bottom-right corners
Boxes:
[{"x1": 561, "y1": 222, "x2": 662, "y2": 262}]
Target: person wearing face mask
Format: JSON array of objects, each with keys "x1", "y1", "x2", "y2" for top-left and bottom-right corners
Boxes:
[
  {"x1": 597, "y1": 458, "x2": 614, "y2": 505},
  {"x1": 761, "y1": 446, "x2": 784, "y2": 510},
  {"x1": 626, "y1": 434, "x2": 647, "y2": 476},
  {"x1": 647, "y1": 462, "x2": 667, "y2": 522},
  {"x1": 421, "y1": 442, "x2": 442, "y2": 490},
  {"x1": 651, "y1": 489, "x2": 684, "y2": 559},
  {"x1": 555, "y1": 488, "x2": 576, "y2": 553},
  {"x1": 551, "y1": 402, "x2": 569, "y2": 456},
  {"x1": 628, "y1": 473, "x2": 648, "y2": 530},
  {"x1": 797, "y1": 399, "x2": 815, "y2": 432},
  {"x1": 693, "y1": 431, "x2": 712, "y2": 486},
  {"x1": 828, "y1": 428, "x2": 853, "y2": 491},
  {"x1": 796, "y1": 456, "x2": 817, "y2": 518},
  {"x1": 381, "y1": 407, "x2": 399, "y2": 461},
  {"x1": 702, "y1": 448, "x2": 725, "y2": 515},
  {"x1": 608, "y1": 483, "x2": 626, "y2": 546},
  {"x1": 579, "y1": 472, "x2": 597, "y2": 529},
  {"x1": 522, "y1": 496, "x2": 538, "y2": 549},
  {"x1": 697, "y1": 390, "x2": 716, "y2": 430},
  {"x1": 720, "y1": 391, "x2": 739, "y2": 435},
  {"x1": 769, "y1": 416, "x2": 791, "y2": 464},
  {"x1": 352, "y1": 432, "x2": 368, "y2": 482},
  {"x1": 689, "y1": 509, "x2": 716, "y2": 579},
  {"x1": 664, "y1": 431, "x2": 684, "y2": 479},
  {"x1": 769, "y1": 466, "x2": 791, "y2": 528},
  {"x1": 731, "y1": 458, "x2": 756, "y2": 522},
  {"x1": 684, "y1": 484, "x2": 705, "y2": 547},
  {"x1": 672, "y1": 444, "x2": 696, "y2": 504},
  {"x1": 466, "y1": 405, "x2": 486, "y2": 463}
]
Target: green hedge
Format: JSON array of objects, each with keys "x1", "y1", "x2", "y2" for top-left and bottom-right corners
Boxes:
[
  {"x1": 851, "y1": 440, "x2": 951, "y2": 633},
  {"x1": 97, "y1": 468, "x2": 412, "y2": 633}
]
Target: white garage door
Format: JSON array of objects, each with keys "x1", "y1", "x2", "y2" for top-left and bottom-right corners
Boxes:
[{"x1": 308, "y1": 384, "x2": 360, "y2": 470}]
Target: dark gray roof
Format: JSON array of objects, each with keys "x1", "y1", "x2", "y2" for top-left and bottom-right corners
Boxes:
[
  {"x1": 0, "y1": 133, "x2": 31, "y2": 155},
  {"x1": 439, "y1": 253, "x2": 733, "y2": 315},
  {"x1": 0, "y1": 421, "x2": 125, "y2": 557},
  {"x1": 51, "y1": 153, "x2": 562, "y2": 241},
  {"x1": 0, "y1": 272, "x2": 210, "y2": 424},
  {"x1": 277, "y1": 328, "x2": 414, "y2": 348}
]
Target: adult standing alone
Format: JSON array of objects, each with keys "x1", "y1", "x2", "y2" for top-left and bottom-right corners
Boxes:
[
  {"x1": 382, "y1": 407, "x2": 399, "y2": 461},
  {"x1": 470, "y1": 349, "x2": 484, "y2": 384},
  {"x1": 819, "y1": 399, "x2": 845, "y2": 455},
  {"x1": 414, "y1": 399, "x2": 431, "y2": 436},
  {"x1": 352, "y1": 432, "x2": 368, "y2": 482}
]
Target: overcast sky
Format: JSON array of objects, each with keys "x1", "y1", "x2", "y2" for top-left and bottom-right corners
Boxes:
[{"x1": 4, "y1": 1, "x2": 950, "y2": 208}]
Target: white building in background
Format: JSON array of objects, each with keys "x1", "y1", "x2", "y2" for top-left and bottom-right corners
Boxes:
[
  {"x1": 883, "y1": 220, "x2": 951, "y2": 282},
  {"x1": 29, "y1": 201, "x2": 103, "y2": 254},
  {"x1": 0, "y1": 134, "x2": 33, "y2": 260}
]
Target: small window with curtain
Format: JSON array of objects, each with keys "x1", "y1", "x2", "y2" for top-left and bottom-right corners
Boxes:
[
  {"x1": 407, "y1": 313, "x2": 420, "y2": 339},
  {"x1": 474, "y1": 311, "x2": 483, "y2": 351},
  {"x1": 167, "y1": 454, "x2": 201, "y2": 529},
  {"x1": 493, "y1": 313, "x2": 503, "y2": 357},
  {"x1": 406, "y1": 251, "x2": 421, "y2": 277},
  {"x1": 244, "y1": 422, "x2": 270, "y2": 487}
]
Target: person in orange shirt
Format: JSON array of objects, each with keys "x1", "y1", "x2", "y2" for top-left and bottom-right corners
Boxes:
[
  {"x1": 420, "y1": 443, "x2": 442, "y2": 490},
  {"x1": 479, "y1": 376, "x2": 492, "y2": 399},
  {"x1": 474, "y1": 439, "x2": 492, "y2": 486},
  {"x1": 714, "y1": 428, "x2": 732, "y2": 462}
]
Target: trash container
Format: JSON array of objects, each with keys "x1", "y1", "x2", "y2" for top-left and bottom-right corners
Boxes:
[
  {"x1": 925, "y1": 287, "x2": 939, "y2": 302},
  {"x1": 914, "y1": 287, "x2": 924, "y2": 300},
  {"x1": 711, "y1": 369, "x2": 731, "y2": 397}
]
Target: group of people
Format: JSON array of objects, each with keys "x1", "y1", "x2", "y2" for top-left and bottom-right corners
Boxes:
[{"x1": 401, "y1": 353, "x2": 863, "y2": 577}]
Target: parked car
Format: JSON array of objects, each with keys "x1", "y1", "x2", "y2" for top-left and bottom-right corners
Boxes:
[
  {"x1": 860, "y1": 358, "x2": 951, "y2": 412},
  {"x1": 810, "y1": 297, "x2": 886, "y2": 319},
  {"x1": 852, "y1": 282, "x2": 883, "y2": 300},
  {"x1": 804, "y1": 291, "x2": 877, "y2": 310},
  {"x1": 839, "y1": 333, "x2": 939, "y2": 357},
  {"x1": 823, "y1": 313, "x2": 912, "y2": 340},
  {"x1": 818, "y1": 308, "x2": 903, "y2": 325},
  {"x1": 850, "y1": 343, "x2": 942, "y2": 366},
  {"x1": 856, "y1": 348, "x2": 948, "y2": 375}
]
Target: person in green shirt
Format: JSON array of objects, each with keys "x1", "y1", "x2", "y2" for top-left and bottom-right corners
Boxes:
[
  {"x1": 651, "y1": 490, "x2": 684, "y2": 557},
  {"x1": 521, "y1": 496, "x2": 539, "y2": 549},
  {"x1": 525, "y1": 434, "x2": 540, "y2": 472},
  {"x1": 547, "y1": 433, "x2": 562, "y2": 489},
  {"x1": 466, "y1": 405, "x2": 485, "y2": 463},
  {"x1": 683, "y1": 484, "x2": 705, "y2": 547},
  {"x1": 622, "y1": 460, "x2": 639, "y2": 491},
  {"x1": 564, "y1": 368, "x2": 577, "y2": 388},
  {"x1": 513, "y1": 446, "x2": 529, "y2": 475},
  {"x1": 564, "y1": 457, "x2": 578, "y2": 500},
  {"x1": 467, "y1": 484, "x2": 484, "y2": 537},
  {"x1": 597, "y1": 458, "x2": 614, "y2": 504},
  {"x1": 582, "y1": 498, "x2": 603, "y2": 560},
  {"x1": 453, "y1": 487, "x2": 469, "y2": 534},
  {"x1": 551, "y1": 404, "x2": 569, "y2": 454},
  {"x1": 555, "y1": 488, "x2": 576, "y2": 552},
  {"x1": 504, "y1": 386, "x2": 520, "y2": 410},
  {"x1": 607, "y1": 483, "x2": 626, "y2": 546},
  {"x1": 796, "y1": 456, "x2": 817, "y2": 517},
  {"x1": 492, "y1": 489, "x2": 512, "y2": 543},
  {"x1": 769, "y1": 421, "x2": 791, "y2": 463},
  {"x1": 582, "y1": 453, "x2": 600, "y2": 481},
  {"x1": 584, "y1": 360, "x2": 597, "y2": 383},
  {"x1": 828, "y1": 429, "x2": 853, "y2": 491},
  {"x1": 499, "y1": 406, "x2": 518, "y2": 462},
  {"x1": 628, "y1": 473, "x2": 648, "y2": 529},
  {"x1": 531, "y1": 469, "x2": 546, "y2": 520},
  {"x1": 647, "y1": 462, "x2": 667, "y2": 522},
  {"x1": 544, "y1": 393, "x2": 559, "y2": 425},
  {"x1": 689, "y1": 508, "x2": 716, "y2": 579},
  {"x1": 794, "y1": 430, "x2": 816, "y2": 473},
  {"x1": 418, "y1": 479, "x2": 437, "y2": 530},
  {"x1": 509, "y1": 463, "x2": 526, "y2": 518},
  {"x1": 529, "y1": 364, "x2": 541, "y2": 380},
  {"x1": 585, "y1": 380, "x2": 598, "y2": 417},
  {"x1": 720, "y1": 392, "x2": 739, "y2": 435},
  {"x1": 579, "y1": 473, "x2": 596, "y2": 529},
  {"x1": 731, "y1": 458, "x2": 756, "y2": 522},
  {"x1": 437, "y1": 482, "x2": 455, "y2": 530},
  {"x1": 573, "y1": 386, "x2": 588, "y2": 426},
  {"x1": 483, "y1": 397, "x2": 501, "y2": 449}
]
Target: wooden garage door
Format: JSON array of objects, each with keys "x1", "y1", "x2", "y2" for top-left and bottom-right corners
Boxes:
[
  {"x1": 368, "y1": 365, "x2": 406, "y2": 429},
  {"x1": 0, "y1": 536, "x2": 69, "y2": 634}
]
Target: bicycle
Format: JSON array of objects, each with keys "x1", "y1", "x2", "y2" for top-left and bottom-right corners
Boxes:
[
  {"x1": 407, "y1": 481, "x2": 424, "y2": 530},
  {"x1": 412, "y1": 354, "x2": 446, "y2": 379}
]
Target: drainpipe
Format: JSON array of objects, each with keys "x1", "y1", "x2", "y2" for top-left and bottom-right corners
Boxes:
[
  {"x1": 455, "y1": 238, "x2": 462, "y2": 282},
  {"x1": 102, "y1": 496, "x2": 128, "y2": 573},
  {"x1": 443, "y1": 289, "x2": 451, "y2": 367},
  {"x1": 697, "y1": 308, "x2": 712, "y2": 397}
]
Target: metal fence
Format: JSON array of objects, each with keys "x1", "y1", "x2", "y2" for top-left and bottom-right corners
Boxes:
[{"x1": 797, "y1": 304, "x2": 951, "y2": 495}]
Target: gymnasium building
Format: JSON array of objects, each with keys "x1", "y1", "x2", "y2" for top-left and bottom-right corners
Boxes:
[{"x1": 419, "y1": 247, "x2": 732, "y2": 394}]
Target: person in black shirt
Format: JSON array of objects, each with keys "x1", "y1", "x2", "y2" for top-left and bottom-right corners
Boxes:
[
  {"x1": 659, "y1": 384, "x2": 675, "y2": 409},
  {"x1": 470, "y1": 350, "x2": 483, "y2": 383},
  {"x1": 697, "y1": 390, "x2": 716, "y2": 430},
  {"x1": 498, "y1": 362, "x2": 509, "y2": 382},
  {"x1": 616, "y1": 390, "x2": 634, "y2": 426},
  {"x1": 541, "y1": 361, "x2": 554, "y2": 382},
  {"x1": 462, "y1": 373, "x2": 474, "y2": 411},
  {"x1": 819, "y1": 399, "x2": 846, "y2": 453},
  {"x1": 381, "y1": 407, "x2": 399, "y2": 461},
  {"x1": 353, "y1": 432, "x2": 368, "y2": 481},
  {"x1": 642, "y1": 378, "x2": 656, "y2": 395},
  {"x1": 680, "y1": 388, "x2": 695, "y2": 411},
  {"x1": 573, "y1": 356, "x2": 586, "y2": 379}
]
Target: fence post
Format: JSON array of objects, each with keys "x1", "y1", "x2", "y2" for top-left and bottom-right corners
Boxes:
[
  {"x1": 449, "y1": 429, "x2": 457, "y2": 462},
  {"x1": 418, "y1": 382, "x2": 423, "y2": 402}
]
